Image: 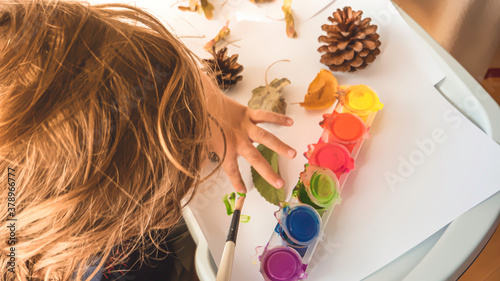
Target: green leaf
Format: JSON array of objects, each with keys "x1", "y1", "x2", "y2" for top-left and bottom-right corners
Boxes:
[
  {"x1": 248, "y1": 78, "x2": 290, "y2": 115},
  {"x1": 251, "y1": 144, "x2": 286, "y2": 206}
]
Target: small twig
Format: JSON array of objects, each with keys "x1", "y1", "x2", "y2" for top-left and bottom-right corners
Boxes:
[
  {"x1": 221, "y1": 0, "x2": 229, "y2": 6},
  {"x1": 264, "y1": 59, "x2": 290, "y2": 87},
  {"x1": 178, "y1": 35, "x2": 206, "y2": 39}
]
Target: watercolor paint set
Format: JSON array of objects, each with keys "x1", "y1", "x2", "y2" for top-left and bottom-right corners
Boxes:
[{"x1": 253, "y1": 85, "x2": 384, "y2": 281}]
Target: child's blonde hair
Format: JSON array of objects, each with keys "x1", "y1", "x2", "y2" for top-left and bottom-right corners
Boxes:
[{"x1": 0, "y1": 1, "x2": 214, "y2": 280}]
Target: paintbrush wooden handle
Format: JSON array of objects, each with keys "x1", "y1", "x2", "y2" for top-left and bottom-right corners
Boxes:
[
  {"x1": 217, "y1": 195, "x2": 245, "y2": 281},
  {"x1": 216, "y1": 241, "x2": 235, "y2": 281}
]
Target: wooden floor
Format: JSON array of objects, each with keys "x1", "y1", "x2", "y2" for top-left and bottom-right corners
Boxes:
[
  {"x1": 458, "y1": 224, "x2": 500, "y2": 280},
  {"x1": 481, "y1": 75, "x2": 500, "y2": 106},
  {"x1": 481, "y1": 49, "x2": 500, "y2": 105}
]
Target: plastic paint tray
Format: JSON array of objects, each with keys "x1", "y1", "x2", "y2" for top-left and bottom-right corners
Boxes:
[{"x1": 254, "y1": 87, "x2": 383, "y2": 280}]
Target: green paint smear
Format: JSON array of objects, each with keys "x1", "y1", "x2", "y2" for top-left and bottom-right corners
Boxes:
[
  {"x1": 240, "y1": 215, "x2": 251, "y2": 223},
  {"x1": 222, "y1": 192, "x2": 236, "y2": 216},
  {"x1": 222, "y1": 192, "x2": 250, "y2": 223}
]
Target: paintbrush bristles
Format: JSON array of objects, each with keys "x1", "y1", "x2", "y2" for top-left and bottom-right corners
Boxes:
[{"x1": 235, "y1": 195, "x2": 245, "y2": 211}]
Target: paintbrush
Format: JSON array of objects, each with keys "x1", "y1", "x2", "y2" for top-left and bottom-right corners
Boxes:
[{"x1": 216, "y1": 194, "x2": 246, "y2": 281}]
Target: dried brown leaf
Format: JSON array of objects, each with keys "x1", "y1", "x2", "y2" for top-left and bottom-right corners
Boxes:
[{"x1": 282, "y1": 0, "x2": 297, "y2": 38}]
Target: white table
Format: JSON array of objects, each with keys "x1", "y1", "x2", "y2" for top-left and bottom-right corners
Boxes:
[{"x1": 183, "y1": 3, "x2": 500, "y2": 281}]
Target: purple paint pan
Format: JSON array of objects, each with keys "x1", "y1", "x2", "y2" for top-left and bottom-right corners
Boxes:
[{"x1": 260, "y1": 246, "x2": 307, "y2": 281}]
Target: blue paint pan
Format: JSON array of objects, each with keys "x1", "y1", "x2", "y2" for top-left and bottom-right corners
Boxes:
[{"x1": 276, "y1": 204, "x2": 322, "y2": 247}]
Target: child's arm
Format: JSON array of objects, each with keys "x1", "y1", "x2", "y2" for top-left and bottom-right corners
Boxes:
[{"x1": 202, "y1": 73, "x2": 296, "y2": 194}]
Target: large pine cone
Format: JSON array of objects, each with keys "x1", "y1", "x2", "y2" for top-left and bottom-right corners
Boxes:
[
  {"x1": 318, "y1": 6, "x2": 381, "y2": 72},
  {"x1": 203, "y1": 47, "x2": 243, "y2": 90}
]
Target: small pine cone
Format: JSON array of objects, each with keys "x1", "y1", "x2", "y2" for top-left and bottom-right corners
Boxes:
[
  {"x1": 318, "y1": 6, "x2": 381, "y2": 72},
  {"x1": 203, "y1": 47, "x2": 244, "y2": 90}
]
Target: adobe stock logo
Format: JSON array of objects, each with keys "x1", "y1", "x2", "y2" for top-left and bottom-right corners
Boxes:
[{"x1": 384, "y1": 108, "x2": 463, "y2": 191}]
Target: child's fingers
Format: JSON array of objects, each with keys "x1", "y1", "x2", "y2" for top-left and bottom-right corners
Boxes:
[
  {"x1": 222, "y1": 156, "x2": 247, "y2": 194},
  {"x1": 240, "y1": 143, "x2": 285, "y2": 189},
  {"x1": 249, "y1": 109, "x2": 293, "y2": 126},
  {"x1": 248, "y1": 125, "x2": 296, "y2": 159}
]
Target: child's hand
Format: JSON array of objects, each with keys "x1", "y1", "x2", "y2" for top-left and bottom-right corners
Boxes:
[{"x1": 203, "y1": 74, "x2": 296, "y2": 194}]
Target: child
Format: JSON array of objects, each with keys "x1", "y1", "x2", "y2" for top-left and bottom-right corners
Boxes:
[{"x1": 0, "y1": 1, "x2": 296, "y2": 280}]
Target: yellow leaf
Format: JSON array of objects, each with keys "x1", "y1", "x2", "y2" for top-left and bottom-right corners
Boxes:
[
  {"x1": 282, "y1": 0, "x2": 296, "y2": 38},
  {"x1": 204, "y1": 21, "x2": 230, "y2": 51},
  {"x1": 300, "y1": 69, "x2": 338, "y2": 110},
  {"x1": 179, "y1": 0, "x2": 214, "y2": 19},
  {"x1": 189, "y1": 0, "x2": 198, "y2": 10},
  {"x1": 178, "y1": 5, "x2": 195, "y2": 12},
  {"x1": 179, "y1": 0, "x2": 199, "y2": 12},
  {"x1": 200, "y1": 0, "x2": 214, "y2": 20}
]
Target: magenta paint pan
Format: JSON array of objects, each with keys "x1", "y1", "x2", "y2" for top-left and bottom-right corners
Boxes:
[{"x1": 260, "y1": 246, "x2": 307, "y2": 281}]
